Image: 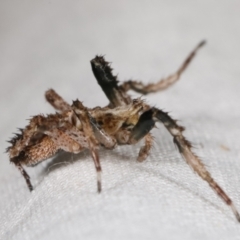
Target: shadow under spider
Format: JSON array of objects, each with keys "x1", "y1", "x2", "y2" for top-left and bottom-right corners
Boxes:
[
  {"x1": 41, "y1": 150, "x2": 87, "y2": 175},
  {"x1": 38, "y1": 148, "x2": 233, "y2": 222},
  {"x1": 42, "y1": 146, "x2": 137, "y2": 175}
]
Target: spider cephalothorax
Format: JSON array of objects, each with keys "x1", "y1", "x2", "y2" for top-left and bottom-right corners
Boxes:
[{"x1": 6, "y1": 41, "x2": 240, "y2": 222}]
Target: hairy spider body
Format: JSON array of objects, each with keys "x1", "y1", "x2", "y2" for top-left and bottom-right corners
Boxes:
[{"x1": 6, "y1": 41, "x2": 240, "y2": 222}]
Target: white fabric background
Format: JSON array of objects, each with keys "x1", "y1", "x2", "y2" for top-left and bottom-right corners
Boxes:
[{"x1": 1, "y1": 1, "x2": 240, "y2": 239}]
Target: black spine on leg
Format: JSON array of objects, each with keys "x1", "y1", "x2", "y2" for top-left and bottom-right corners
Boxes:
[
  {"x1": 90, "y1": 56, "x2": 127, "y2": 107},
  {"x1": 154, "y1": 109, "x2": 177, "y2": 129},
  {"x1": 129, "y1": 109, "x2": 155, "y2": 143}
]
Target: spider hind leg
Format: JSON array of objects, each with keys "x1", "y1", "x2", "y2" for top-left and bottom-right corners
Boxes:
[
  {"x1": 154, "y1": 108, "x2": 240, "y2": 222},
  {"x1": 120, "y1": 40, "x2": 206, "y2": 95},
  {"x1": 72, "y1": 100, "x2": 102, "y2": 193},
  {"x1": 129, "y1": 107, "x2": 240, "y2": 222}
]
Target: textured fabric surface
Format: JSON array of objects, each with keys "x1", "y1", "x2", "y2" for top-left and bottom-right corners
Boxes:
[{"x1": 1, "y1": 1, "x2": 240, "y2": 239}]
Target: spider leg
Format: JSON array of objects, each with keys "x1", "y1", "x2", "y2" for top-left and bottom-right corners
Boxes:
[
  {"x1": 90, "y1": 117, "x2": 117, "y2": 149},
  {"x1": 91, "y1": 56, "x2": 131, "y2": 107},
  {"x1": 119, "y1": 41, "x2": 206, "y2": 95},
  {"x1": 45, "y1": 89, "x2": 71, "y2": 112},
  {"x1": 137, "y1": 133, "x2": 154, "y2": 162},
  {"x1": 15, "y1": 162, "x2": 33, "y2": 191},
  {"x1": 39, "y1": 104, "x2": 104, "y2": 192},
  {"x1": 129, "y1": 108, "x2": 240, "y2": 222},
  {"x1": 114, "y1": 127, "x2": 153, "y2": 162},
  {"x1": 72, "y1": 100, "x2": 102, "y2": 193}
]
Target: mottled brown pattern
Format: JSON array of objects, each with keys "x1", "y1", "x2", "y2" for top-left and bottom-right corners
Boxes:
[
  {"x1": 119, "y1": 41, "x2": 205, "y2": 94},
  {"x1": 24, "y1": 136, "x2": 58, "y2": 166},
  {"x1": 6, "y1": 41, "x2": 240, "y2": 222}
]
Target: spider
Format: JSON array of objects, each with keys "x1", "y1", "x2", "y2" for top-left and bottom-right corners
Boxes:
[{"x1": 6, "y1": 41, "x2": 240, "y2": 222}]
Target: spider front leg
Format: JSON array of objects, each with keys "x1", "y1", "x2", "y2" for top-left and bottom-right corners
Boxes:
[
  {"x1": 129, "y1": 108, "x2": 240, "y2": 222},
  {"x1": 72, "y1": 100, "x2": 102, "y2": 193},
  {"x1": 119, "y1": 41, "x2": 206, "y2": 95},
  {"x1": 45, "y1": 89, "x2": 71, "y2": 112}
]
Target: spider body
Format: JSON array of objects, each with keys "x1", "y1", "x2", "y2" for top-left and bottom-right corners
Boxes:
[{"x1": 6, "y1": 41, "x2": 240, "y2": 222}]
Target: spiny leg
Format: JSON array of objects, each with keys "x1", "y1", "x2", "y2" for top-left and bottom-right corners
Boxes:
[
  {"x1": 72, "y1": 100, "x2": 102, "y2": 193},
  {"x1": 119, "y1": 41, "x2": 206, "y2": 95},
  {"x1": 45, "y1": 89, "x2": 71, "y2": 112},
  {"x1": 154, "y1": 109, "x2": 240, "y2": 222},
  {"x1": 91, "y1": 56, "x2": 131, "y2": 107},
  {"x1": 129, "y1": 108, "x2": 240, "y2": 222}
]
